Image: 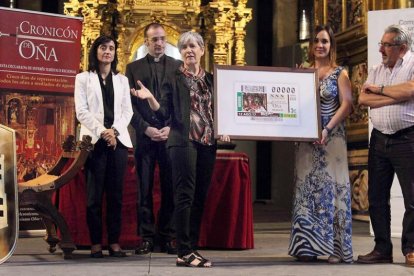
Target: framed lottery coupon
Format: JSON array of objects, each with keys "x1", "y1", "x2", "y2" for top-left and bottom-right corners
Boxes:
[{"x1": 214, "y1": 65, "x2": 320, "y2": 141}]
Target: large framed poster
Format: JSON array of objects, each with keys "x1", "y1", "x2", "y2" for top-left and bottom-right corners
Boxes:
[{"x1": 214, "y1": 65, "x2": 320, "y2": 141}]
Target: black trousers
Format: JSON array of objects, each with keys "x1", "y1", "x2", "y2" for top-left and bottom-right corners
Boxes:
[
  {"x1": 169, "y1": 141, "x2": 216, "y2": 257},
  {"x1": 368, "y1": 127, "x2": 414, "y2": 256},
  {"x1": 135, "y1": 140, "x2": 174, "y2": 242},
  {"x1": 85, "y1": 139, "x2": 128, "y2": 245}
]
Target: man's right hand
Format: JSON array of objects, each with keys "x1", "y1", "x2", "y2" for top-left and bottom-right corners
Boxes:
[{"x1": 145, "y1": 126, "x2": 163, "y2": 141}]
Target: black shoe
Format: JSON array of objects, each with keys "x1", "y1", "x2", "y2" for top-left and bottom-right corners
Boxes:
[
  {"x1": 108, "y1": 247, "x2": 127, "y2": 258},
  {"x1": 160, "y1": 240, "x2": 177, "y2": 255},
  {"x1": 90, "y1": 250, "x2": 104, "y2": 258},
  {"x1": 135, "y1": 240, "x2": 153, "y2": 255}
]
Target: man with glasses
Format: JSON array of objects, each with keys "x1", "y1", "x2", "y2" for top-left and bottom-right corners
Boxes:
[
  {"x1": 126, "y1": 22, "x2": 181, "y2": 255},
  {"x1": 358, "y1": 24, "x2": 414, "y2": 266}
]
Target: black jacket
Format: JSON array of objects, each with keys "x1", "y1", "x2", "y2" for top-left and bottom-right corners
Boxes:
[
  {"x1": 155, "y1": 69, "x2": 215, "y2": 148},
  {"x1": 125, "y1": 54, "x2": 182, "y2": 145}
]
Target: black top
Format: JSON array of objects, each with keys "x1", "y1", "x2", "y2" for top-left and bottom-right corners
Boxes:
[
  {"x1": 98, "y1": 72, "x2": 114, "y2": 128},
  {"x1": 148, "y1": 54, "x2": 166, "y2": 99}
]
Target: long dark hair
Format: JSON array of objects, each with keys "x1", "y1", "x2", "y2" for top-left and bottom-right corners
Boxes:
[
  {"x1": 87, "y1": 35, "x2": 119, "y2": 74},
  {"x1": 308, "y1": 25, "x2": 337, "y2": 67}
]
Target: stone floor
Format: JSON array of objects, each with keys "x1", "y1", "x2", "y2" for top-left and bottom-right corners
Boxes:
[{"x1": 2, "y1": 204, "x2": 413, "y2": 276}]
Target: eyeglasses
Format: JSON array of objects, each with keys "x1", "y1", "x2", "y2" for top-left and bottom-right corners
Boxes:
[
  {"x1": 148, "y1": 36, "x2": 166, "y2": 43},
  {"x1": 378, "y1": 42, "x2": 401, "y2": 48}
]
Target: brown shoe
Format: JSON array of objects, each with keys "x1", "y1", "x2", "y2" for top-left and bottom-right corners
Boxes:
[
  {"x1": 357, "y1": 250, "x2": 393, "y2": 264},
  {"x1": 406, "y1": 252, "x2": 414, "y2": 267},
  {"x1": 296, "y1": 255, "x2": 317, "y2": 262}
]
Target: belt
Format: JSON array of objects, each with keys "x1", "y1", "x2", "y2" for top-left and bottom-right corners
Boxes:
[{"x1": 379, "y1": 125, "x2": 414, "y2": 137}]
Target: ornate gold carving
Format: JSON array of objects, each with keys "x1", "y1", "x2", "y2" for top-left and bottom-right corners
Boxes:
[
  {"x1": 64, "y1": 1, "x2": 114, "y2": 71},
  {"x1": 200, "y1": 0, "x2": 252, "y2": 68},
  {"x1": 64, "y1": 0, "x2": 252, "y2": 72},
  {"x1": 347, "y1": 0, "x2": 364, "y2": 26},
  {"x1": 327, "y1": 0, "x2": 343, "y2": 33},
  {"x1": 349, "y1": 63, "x2": 368, "y2": 125},
  {"x1": 234, "y1": 0, "x2": 252, "y2": 66},
  {"x1": 350, "y1": 168, "x2": 369, "y2": 216}
]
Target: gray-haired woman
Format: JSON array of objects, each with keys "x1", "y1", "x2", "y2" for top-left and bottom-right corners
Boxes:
[{"x1": 131, "y1": 31, "x2": 230, "y2": 267}]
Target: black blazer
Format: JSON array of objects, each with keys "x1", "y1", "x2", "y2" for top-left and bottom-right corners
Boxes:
[
  {"x1": 125, "y1": 54, "x2": 182, "y2": 145},
  {"x1": 156, "y1": 69, "x2": 215, "y2": 148}
]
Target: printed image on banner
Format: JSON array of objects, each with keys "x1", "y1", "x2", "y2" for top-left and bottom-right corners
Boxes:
[
  {"x1": 0, "y1": 7, "x2": 82, "y2": 93},
  {"x1": 235, "y1": 82, "x2": 299, "y2": 125}
]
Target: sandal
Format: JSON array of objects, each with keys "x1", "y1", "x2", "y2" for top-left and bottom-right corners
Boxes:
[
  {"x1": 328, "y1": 255, "x2": 342, "y2": 264},
  {"x1": 176, "y1": 252, "x2": 212, "y2": 267},
  {"x1": 191, "y1": 251, "x2": 212, "y2": 266}
]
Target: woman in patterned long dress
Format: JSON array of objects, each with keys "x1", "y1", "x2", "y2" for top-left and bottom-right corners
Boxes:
[{"x1": 288, "y1": 25, "x2": 354, "y2": 263}]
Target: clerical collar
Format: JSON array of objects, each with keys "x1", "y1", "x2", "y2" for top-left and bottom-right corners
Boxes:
[{"x1": 149, "y1": 54, "x2": 165, "y2": 63}]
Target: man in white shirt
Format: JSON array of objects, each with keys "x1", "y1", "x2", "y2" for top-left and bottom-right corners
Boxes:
[{"x1": 357, "y1": 24, "x2": 414, "y2": 267}]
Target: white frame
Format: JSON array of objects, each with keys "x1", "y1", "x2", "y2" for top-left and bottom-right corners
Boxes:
[{"x1": 214, "y1": 65, "x2": 321, "y2": 141}]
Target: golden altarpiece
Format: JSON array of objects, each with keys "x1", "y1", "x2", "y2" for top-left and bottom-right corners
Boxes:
[
  {"x1": 314, "y1": 0, "x2": 414, "y2": 218},
  {"x1": 61, "y1": 0, "x2": 413, "y2": 218},
  {"x1": 63, "y1": 0, "x2": 252, "y2": 72}
]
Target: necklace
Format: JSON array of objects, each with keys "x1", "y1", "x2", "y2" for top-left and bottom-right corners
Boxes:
[{"x1": 100, "y1": 73, "x2": 109, "y2": 85}]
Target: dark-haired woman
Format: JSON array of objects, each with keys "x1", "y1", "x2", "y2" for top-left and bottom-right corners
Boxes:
[
  {"x1": 75, "y1": 35, "x2": 133, "y2": 258},
  {"x1": 288, "y1": 25, "x2": 353, "y2": 263}
]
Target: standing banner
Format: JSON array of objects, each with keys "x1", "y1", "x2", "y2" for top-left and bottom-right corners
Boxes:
[
  {"x1": 0, "y1": 7, "x2": 82, "y2": 235},
  {"x1": 0, "y1": 7, "x2": 82, "y2": 94},
  {"x1": 0, "y1": 124, "x2": 18, "y2": 264},
  {"x1": 368, "y1": 8, "x2": 414, "y2": 238}
]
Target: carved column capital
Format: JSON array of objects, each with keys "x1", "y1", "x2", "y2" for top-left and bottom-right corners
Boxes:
[{"x1": 202, "y1": 0, "x2": 251, "y2": 66}]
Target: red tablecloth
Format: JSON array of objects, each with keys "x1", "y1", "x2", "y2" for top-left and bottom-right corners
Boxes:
[{"x1": 58, "y1": 151, "x2": 254, "y2": 249}]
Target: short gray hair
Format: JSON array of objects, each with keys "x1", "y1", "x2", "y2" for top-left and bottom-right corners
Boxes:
[
  {"x1": 384, "y1": 24, "x2": 412, "y2": 46},
  {"x1": 177, "y1": 31, "x2": 204, "y2": 51}
]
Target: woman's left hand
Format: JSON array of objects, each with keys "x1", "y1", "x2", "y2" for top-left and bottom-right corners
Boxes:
[
  {"x1": 101, "y1": 128, "x2": 116, "y2": 142},
  {"x1": 131, "y1": 80, "x2": 153, "y2": 100},
  {"x1": 314, "y1": 128, "x2": 329, "y2": 145},
  {"x1": 219, "y1": 135, "x2": 231, "y2": 142}
]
